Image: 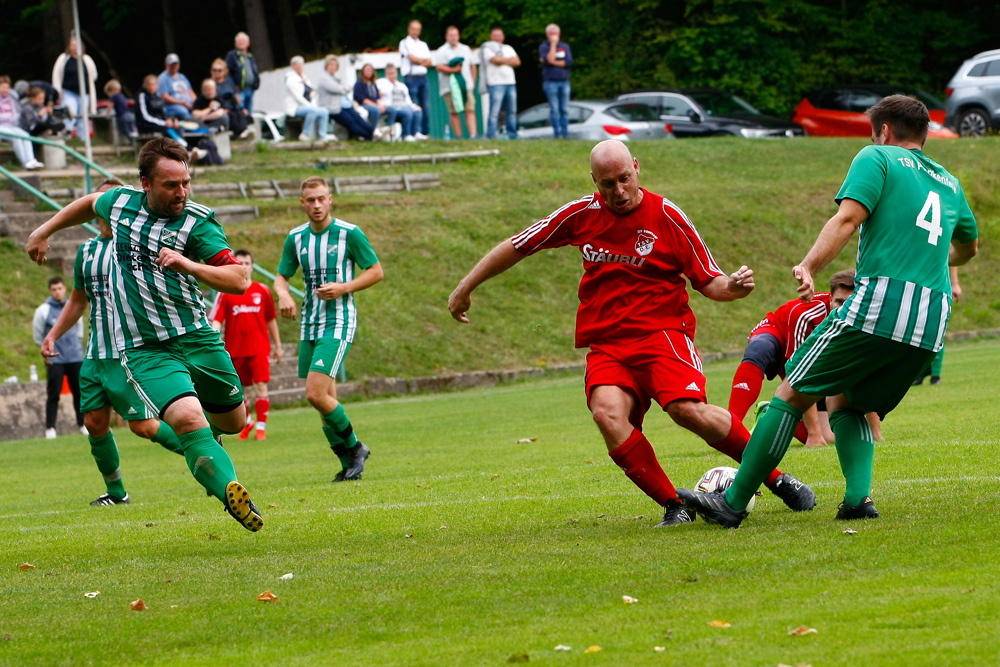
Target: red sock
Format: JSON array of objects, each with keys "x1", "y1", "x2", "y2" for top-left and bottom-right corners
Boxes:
[
  {"x1": 728, "y1": 362, "x2": 765, "y2": 420},
  {"x1": 793, "y1": 421, "x2": 808, "y2": 444},
  {"x1": 256, "y1": 398, "x2": 270, "y2": 426},
  {"x1": 609, "y1": 429, "x2": 677, "y2": 505},
  {"x1": 709, "y1": 412, "x2": 782, "y2": 486},
  {"x1": 244, "y1": 399, "x2": 252, "y2": 425}
]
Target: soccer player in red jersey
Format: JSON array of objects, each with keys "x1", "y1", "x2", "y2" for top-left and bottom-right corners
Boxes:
[
  {"x1": 449, "y1": 140, "x2": 816, "y2": 525},
  {"x1": 210, "y1": 249, "x2": 283, "y2": 440},
  {"x1": 728, "y1": 270, "x2": 857, "y2": 447}
]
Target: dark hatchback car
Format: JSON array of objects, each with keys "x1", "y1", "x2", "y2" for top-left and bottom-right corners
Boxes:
[{"x1": 616, "y1": 88, "x2": 804, "y2": 138}]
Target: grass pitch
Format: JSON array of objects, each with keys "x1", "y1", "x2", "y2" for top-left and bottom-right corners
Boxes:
[{"x1": 2, "y1": 340, "x2": 999, "y2": 666}]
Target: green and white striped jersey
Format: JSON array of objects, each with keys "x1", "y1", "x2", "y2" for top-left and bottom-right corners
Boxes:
[
  {"x1": 94, "y1": 186, "x2": 237, "y2": 349},
  {"x1": 73, "y1": 235, "x2": 117, "y2": 360},
  {"x1": 833, "y1": 145, "x2": 978, "y2": 351},
  {"x1": 277, "y1": 218, "x2": 379, "y2": 342}
]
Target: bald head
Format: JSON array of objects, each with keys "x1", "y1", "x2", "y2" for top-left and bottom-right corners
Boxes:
[{"x1": 590, "y1": 141, "x2": 642, "y2": 215}]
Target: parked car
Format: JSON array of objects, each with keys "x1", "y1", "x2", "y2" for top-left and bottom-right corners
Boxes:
[
  {"x1": 792, "y1": 85, "x2": 957, "y2": 138},
  {"x1": 615, "y1": 88, "x2": 804, "y2": 138},
  {"x1": 944, "y1": 49, "x2": 1000, "y2": 137},
  {"x1": 516, "y1": 100, "x2": 673, "y2": 141}
]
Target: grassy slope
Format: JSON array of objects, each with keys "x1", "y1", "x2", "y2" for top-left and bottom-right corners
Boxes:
[
  {"x1": 0, "y1": 340, "x2": 997, "y2": 665},
  {"x1": 2, "y1": 137, "x2": 998, "y2": 380}
]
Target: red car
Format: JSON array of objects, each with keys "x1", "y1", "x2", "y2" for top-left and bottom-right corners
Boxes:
[{"x1": 792, "y1": 85, "x2": 958, "y2": 138}]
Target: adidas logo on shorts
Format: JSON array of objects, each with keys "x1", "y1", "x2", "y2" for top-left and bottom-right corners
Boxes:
[
  {"x1": 315, "y1": 360, "x2": 325, "y2": 368},
  {"x1": 128, "y1": 407, "x2": 137, "y2": 415},
  {"x1": 229, "y1": 385, "x2": 240, "y2": 396},
  {"x1": 686, "y1": 382, "x2": 700, "y2": 391}
]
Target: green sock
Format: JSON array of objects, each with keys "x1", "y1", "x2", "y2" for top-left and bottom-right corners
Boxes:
[
  {"x1": 322, "y1": 424, "x2": 351, "y2": 468},
  {"x1": 726, "y1": 397, "x2": 803, "y2": 510},
  {"x1": 323, "y1": 405, "x2": 359, "y2": 449},
  {"x1": 930, "y1": 347, "x2": 944, "y2": 377},
  {"x1": 151, "y1": 421, "x2": 184, "y2": 455},
  {"x1": 178, "y1": 428, "x2": 238, "y2": 501},
  {"x1": 89, "y1": 432, "x2": 126, "y2": 499},
  {"x1": 830, "y1": 409, "x2": 876, "y2": 506}
]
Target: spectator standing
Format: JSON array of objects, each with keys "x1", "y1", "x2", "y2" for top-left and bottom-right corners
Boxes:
[
  {"x1": 354, "y1": 63, "x2": 383, "y2": 131},
  {"x1": 33, "y1": 276, "x2": 86, "y2": 439},
  {"x1": 0, "y1": 76, "x2": 43, "y2": 169},
  {"x1": 284, "y1": 56, "x2": 332, "y2": 143},
  {"x1": 193, "y1": 79, "x2": 231, "y2": 132},
  {"x1": 226, "y1": 32, "x2": 260, "y2": 115},
  {"x1": 435, "y1": 26, "x2": 478, "y2": 139},
  {"x1": 157, "y1": 54, "x2": 195, "y2": 121},
  {"x1": 20, "y1": 85, "x2": 64, "y2": 137},
  {"x1": 136, "y1": 74, "x2": 186, "y2": 145},
  {"x1": 210, "y1": 59, "x2": 250, "y2": 138},
  {"x1": 539, "y1": 23, "x2": 572, "y2": 138},
  {"x1": 103, "y1": 80, "x2": 137, "y2": 141},
  {"x1": 399, "y1": 20, "x2": 433, "y2": 137},
  {"x1": 377, "y1": 64, "x2": 425, "y2": 141},
  {"x1": 210, "y1": 250, "x2": 283, "y2": 441},
  {"x1": 316, "y1": 56, "x2": 380, "y2": 141},
  {"x1": 51, "y1": 35, "x2": 98, "y2": 138},
  {"x1": 480, "y1": 27, "x2": 520, "y2": 139}
]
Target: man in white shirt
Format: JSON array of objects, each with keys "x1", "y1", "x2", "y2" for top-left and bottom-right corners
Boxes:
[
  {"x1": 434, "y1": 25, "x2": 478, "y2": 139},
  {"x1": 376, "y1": 64, "x2": 426, "y2": 141},
  {"x1": 480, "y1": 27, "x2": 520, "y2": 139},
  {"x1": 398, "y1": 20, "x2": 433, "y2": 137}
]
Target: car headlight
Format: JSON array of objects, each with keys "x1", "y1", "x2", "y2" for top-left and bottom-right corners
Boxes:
[{"x1": 739, "y1": 128, "x2": 772, "y2": 138}]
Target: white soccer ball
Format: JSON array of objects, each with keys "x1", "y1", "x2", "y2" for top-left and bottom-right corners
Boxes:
[{"x1": 695, "y1": 466, "x2": 755, "y2": 512}]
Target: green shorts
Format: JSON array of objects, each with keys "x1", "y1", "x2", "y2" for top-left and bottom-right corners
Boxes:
[
  {"x1": 786, "y1": 316, "x2": 935, "y2": 418},
  {"x1": 80, "y1": 357, "x2": 156, "y2": 421},
  {"x1": 119, "y1": 327, "x2": 245, "y2": 418},
  {"x1": 298, "y1": 337, "x2": 351, "y2": 379}
]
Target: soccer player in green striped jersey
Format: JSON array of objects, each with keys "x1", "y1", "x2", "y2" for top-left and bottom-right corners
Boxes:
[
  {"x1": 274, "y1": 176, "x2": 383, "y2": 482},
  {"x1": 40, "y1": 178, "x2": 185, "y2": 507},
  {"x1": 679, "y1": 95, "x2": 979, "y2": 527},
  {"x1": 27, "y1": 139, "x2": 263, "y2": 532}
]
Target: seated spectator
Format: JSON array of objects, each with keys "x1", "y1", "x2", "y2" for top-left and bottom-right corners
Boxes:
[
  {"x1": 0, "y1": 75, "x2": 44, "y2": 170},
  {"x1": 316, "y1": 55, "x2": 382, "y2": 141},
  {"x1": 103, "y1": 79, "x2": 137, "y2": 142},
  {"x1": 51, "y1": 35, "x2": 98, "y2": 138},
  {"x1": 376, "y1": 64, "x2": 425, "y2": 141},
  {"x1": 136, "y1": 74, "x2": 187, "y2": 145},
  {"x1": 15, "y1": 80, "x2": 60, "y2": 106},
  {"x1": 353, "y1": 63, "x2": 382, "y2": 130},
  {"x1": 157, "y1": 53, "x2": 195, "y2": 121},
  {"x1": 210, "y1": 59, "x2": 250, "y2": 138},
  {"x1": 20, "y1": 85, "x2": 64, "y2": 137},
  {"x1": 193, "y1": 79, "x2": 231, "y2": 132},
  {"x1": 283, "y1": 55, "x2": 332, "y2": 142}
]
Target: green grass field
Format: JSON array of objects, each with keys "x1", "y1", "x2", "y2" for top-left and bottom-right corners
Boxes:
[{"x1": 2, "y1": 340, "x2": 998, "y2": 666}]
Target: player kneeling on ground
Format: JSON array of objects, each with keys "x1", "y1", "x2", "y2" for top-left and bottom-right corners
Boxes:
[
  {"x1": 449, "y1": 140, "x2": 816, "y2": 527},
  {"x1": 678, "y1": 95, "x2": 978, "y2": 528},
  {"x1": 27, "y1": 139, "x2": 264, "y2": 531},
  {"x1": 274, "y1": 177, "x2": 383, "y2": 482}
]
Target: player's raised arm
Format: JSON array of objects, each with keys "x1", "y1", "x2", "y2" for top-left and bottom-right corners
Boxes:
[
  {"x1": 155, "y1": 249, "x2": 249, "y2": 295},
  {"x1": 448, "y1": 239, "x2": 526, "y2": 323},
  {"x1": 793, "y1": 198, "x2": 869, "y2": 302},
  {"x1": 26, "y1": 193, "x2": 102, "y2": 264}
]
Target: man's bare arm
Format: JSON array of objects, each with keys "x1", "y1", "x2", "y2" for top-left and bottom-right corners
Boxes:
[
  {"x1": 273, "y1": 274, "x2": 297, "y2": 320},
  {"x1": 40, "y1": 289, "x2": 88, "y2": 358},
  {"x1": 155, "y1": 250, "x2": 248, "y2": 294},
  {"x1": 793, "y1": 198, "x2": 869, "y2": 302},
  {"x1": 26, "y1": 193, "x2": 101, "y2": 264},
  {"x1": 315, "y1": 262, "x2": 384, "y2": 301},
  {"x1": 448, "y1": 240, "x2": 526, "y2": 323},
  {"x1": 949, "y1": 239, "x2": 977, "y2": 267},
  {"x1": 699, "y1": 265, "x2": 755, "y2": 302}
]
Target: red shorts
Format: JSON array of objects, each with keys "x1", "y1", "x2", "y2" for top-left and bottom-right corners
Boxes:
[
  {"x1": 232, "y1": 355, "x2": 271, "y2": 386},
  {"x1": 585, "y1": 330, "x2": 707, "y2": 427}
]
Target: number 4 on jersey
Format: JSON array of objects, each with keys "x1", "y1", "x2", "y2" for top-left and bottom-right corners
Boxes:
[{"x1": 916, "y1": 191, "x2": 943, "y2": 246}]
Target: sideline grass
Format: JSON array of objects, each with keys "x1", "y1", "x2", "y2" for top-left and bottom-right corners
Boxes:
[{"x1": 1, "y1": 340, "x2": 998, "y2": 665}]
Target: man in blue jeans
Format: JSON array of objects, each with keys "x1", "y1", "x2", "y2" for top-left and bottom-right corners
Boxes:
[
  {"x1": 399, "y1": 20, "x2": 433, "y2": 137},
  {"x1": 539, "y1": 23, "x2": 572, "y2": 138},
  {"x1": 481, "y1": 27, "x2": 520, "y2": 139}
]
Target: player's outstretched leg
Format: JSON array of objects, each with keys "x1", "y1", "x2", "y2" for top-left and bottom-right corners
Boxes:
[
  {"x1": 830, "y1": 408, "x2": 878, "y2": 520},
  {"x1": 88, "y1": 431, "x2": 130, "y2": 506},
  {"x1": 609, "y1": 429, "x2": 694, "y2": 526},
  {"x1": 323, "y1": 405, "x2": 369, "y2": 481},
  {"x1": 728, "y1": 361, "x2": 765, "y2": 421}
]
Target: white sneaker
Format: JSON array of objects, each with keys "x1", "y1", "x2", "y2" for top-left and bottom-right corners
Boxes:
[
  {"x1": 238, "y1": 128, "x2": 254, "y2": 139},
  {"x1": 26, "y1": 160, "x2": 45, "y2": 170},
  {"x1": 45, "y1": 428, "x2": 57, "y2": 440},
  {"x1": 322, "y1": 134, "x2": 337, "y2": 142},
  {"x1": 298, "y1": 133, "x2": 312, "y2": 142},
  {"x1": 391, "y1": 123, "x2": 403, "y2": 141},
  {"x1": 413, "y1": 132, "x2": 429, "y2": 141},
  {"x1": 404, "y1": 135, "x2": 417, "y2": 142},
  {"x1": 190, "y1": 147, "x2": 207, "y2": 162},
  {"x1": 372, "y1": 127, "x2": 384, "y2": 141},
  {"x1": 80, "y1": 425, "x2": 89, "y2": 435}
]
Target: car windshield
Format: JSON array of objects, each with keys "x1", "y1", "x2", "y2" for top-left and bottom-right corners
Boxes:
[
  {"x1": 883, "y1": 87, "x2": 945, "y2": 110},
  {"x1": 606, "y1": 103, "x2": 659, "y2": 122},
  {"x1": 687, "y1": 91, "x2": 761, "y2": 116}
]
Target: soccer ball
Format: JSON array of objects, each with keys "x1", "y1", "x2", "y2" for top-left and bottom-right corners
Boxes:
[{"x1": 695, "y1": 466, "x2": 755, "y2": 512}]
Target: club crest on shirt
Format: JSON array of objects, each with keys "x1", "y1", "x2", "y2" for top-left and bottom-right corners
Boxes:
[
  {"x1": 160, "y1": 230, "x2": 178, "y2": 247},
  {"x1": 252, "y1": 292, "x2": 262, "y2": 305},
  {"x1": 635, "y1": 229, "x2": 658, "y2": 257}
]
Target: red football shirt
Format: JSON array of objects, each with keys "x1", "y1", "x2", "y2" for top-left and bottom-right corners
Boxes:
[
  {"x1": 512, "y1": 188, "x2": 726, "y2": 348},
  {"x1": 750, "y1": 293, "x2": 833, "y2": 360},
  {"x1": 209, "y1": 281, "x2": 276, "y2": 358}
]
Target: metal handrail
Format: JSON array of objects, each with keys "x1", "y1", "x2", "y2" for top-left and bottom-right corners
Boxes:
[
  {"x1": 0, "y1": 128, "x2": 115, "y2": 195},
  {"x1": 252, "y1": 263, "x2": 305, "y2": 299},
  {"x1": 0, "y1": 163, "x2": 99, "y2": 235}
]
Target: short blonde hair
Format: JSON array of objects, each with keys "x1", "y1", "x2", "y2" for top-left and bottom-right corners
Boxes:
[
  {"x1": 300, "y1": 176, "x2": 329, "y2": 194},
  {"x1": 103, "y1": 79, "x2": 121, "y2": 95},
  {"x1": 324, "y1": 55, "x2": 340, "y2": 70}
]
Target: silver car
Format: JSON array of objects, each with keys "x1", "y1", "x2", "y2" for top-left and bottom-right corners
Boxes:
[
  {"x1": 944, "y1": 49, "x2": 1000, "y2": 136},
  {"x1": 516, "y1": 100, "x2": 674, "y2": 140}
]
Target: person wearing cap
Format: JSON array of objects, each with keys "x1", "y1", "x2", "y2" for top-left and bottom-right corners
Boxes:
[{"x1": 158, "y1": 53, "x2": 195, "y2": 120}]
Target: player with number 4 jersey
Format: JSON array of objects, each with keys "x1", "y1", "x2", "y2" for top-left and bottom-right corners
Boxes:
[{"x1": 679, "y1": 95, "x2": 979, "y2": 528}]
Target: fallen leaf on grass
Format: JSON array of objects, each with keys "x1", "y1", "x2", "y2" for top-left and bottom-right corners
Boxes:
[
  {"x1": 507, "y1": 653, "x2": 530, "y2": 663},
  {"x1": 491, "y1": 474, "x2": 501, "y2": 479},
  {"x1": 207, "y1": 534, "x2": 220, "y2": 541},
  {"x1": 788, "y1": 626, "x2": 818, "y2": 636},
  {"x1": 584, "y1": 645, "x2": 602, "y2": 654},
  {"x1": 438, "y1": 525, "x2": 448, "y2": 530},
  {"x1": 622, "y1": 595, "x2": 638, "y2": 604},
  {"x1": 653, "y1": 646, "x2": 666, "y2": 652},
  {"x1": 963, "y1": 588, "x2": 976, "y2": 594},
  {"x1": 19, "y1": 563, "x2": 36, "y2": 571},
  {"x1": 633, "y1": 515, "x2": 645, "y2": 520},
  {"x1": 553, "y1": 645, "x2": 572, "y2": 651},
  {"x1": 843, "y1": 529, "x2": 858, "y2": 535},
  {"x1": 178, "y1": 510, "x2": 187, "y2": 516},
  {"x1": 777, "y1": 664, "x2": 813, "y2": 667},
  {"x1": 516, "y1": 438, "x2": 537, "y2": 444},
  {"x1": 1, "y1": 633, "x2": 10, "y2": 641},
  {"x1": 257, "y1": 591, "x2": 278, "y2": 602},
  {"x1": 84, "y1": 591, "x2": 100, "y2": 598},
  {"x1": 597, "y1": 514, "x2": 606, "y2": 519},
  {"x1": 130, "y1": 599, "x2": 147, "y2": 611},
  {"x1": 405, "y1": 534, "x2": 414, "y2": 539},
  {"x1": 708, "y1": 620, "x2": 731, "y2": 628},
  {"x1": 269, "y1": 504, "x2": 279, "y2": 509},
  {"x1": 278, "y1": 573, "x2": 293, "y2": 581},
  {"x1": 145, "y1": 522, "x2": 155, "y2": 527}
]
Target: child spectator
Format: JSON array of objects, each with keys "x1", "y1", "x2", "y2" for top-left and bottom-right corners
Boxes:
[
  {"x1": 20, "y1": 86, "x2": 64, "y2": 137},
  {"x1": 104, "y1": 79, "x2": 137, "y2": 142}
]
